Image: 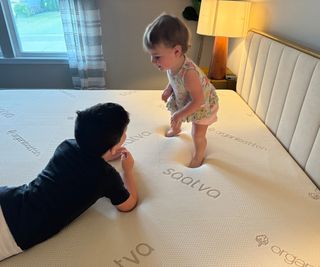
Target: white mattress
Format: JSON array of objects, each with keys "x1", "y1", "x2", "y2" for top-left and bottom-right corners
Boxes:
[{"x1": 0, "y1": 89, "x2": 319, "y2": 266}]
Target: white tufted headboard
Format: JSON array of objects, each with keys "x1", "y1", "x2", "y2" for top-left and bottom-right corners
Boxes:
[{"x1": 237, "y1": 30, "x2": 320, "y2": 187}]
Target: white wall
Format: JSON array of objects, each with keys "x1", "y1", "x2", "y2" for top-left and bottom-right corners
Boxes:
[
  {"x1": 99, "y1": 0, "x2": 209, "y2": 90},
  {"x1": 249, "y1": 0, "x2": 320, "y2": 51},
  {"x1": 228, "y1": 0, "x2": 320, "y2": 76}
]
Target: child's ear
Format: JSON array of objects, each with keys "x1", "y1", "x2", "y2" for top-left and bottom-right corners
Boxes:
[{"x1": 174, "y1": 45, "x2": 182, "y2": 56}]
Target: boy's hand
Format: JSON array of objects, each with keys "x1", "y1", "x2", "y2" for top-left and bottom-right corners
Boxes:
[
  {"x1": 117, "y1": 149, "x2": 137, "y2": 212},
  {"x1": 109, "y1": 147, "x2": 127, "y2": 161},
  {"x1": 161, "y1": 87, "x2": 172, "y2": 102},
  {"x1": 121, "y1": 150, "x2": 134, "y2": 172}
]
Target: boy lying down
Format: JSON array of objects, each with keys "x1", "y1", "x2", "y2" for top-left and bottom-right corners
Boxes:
[{"x1": 0, "y1": 103, "x2": 138, "y2": 261}]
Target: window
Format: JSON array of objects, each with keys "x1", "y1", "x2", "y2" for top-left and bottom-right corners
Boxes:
[{"x1": 0, "y1": 0, "x2": 67, "y2": 59}]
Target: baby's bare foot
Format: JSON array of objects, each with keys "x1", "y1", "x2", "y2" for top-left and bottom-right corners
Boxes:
[
  {"x1": 188, "y1": 157, "x2": 204, "y2": 168},
  {"x1": 165, "y1": 128, "x2": 181, "y2": 137}
]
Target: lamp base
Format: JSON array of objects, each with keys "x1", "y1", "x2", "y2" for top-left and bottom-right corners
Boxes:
[{"x1": 208, "y1": 36, "x2": 228, "y2": 80}]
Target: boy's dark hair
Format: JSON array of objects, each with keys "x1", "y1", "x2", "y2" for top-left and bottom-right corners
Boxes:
[
  {"x1": 143, "y1": 13, "x2": 190, "y2": 53},
  {"x1": 74, "y1": 102, "x2": 129, "y2": 157}
]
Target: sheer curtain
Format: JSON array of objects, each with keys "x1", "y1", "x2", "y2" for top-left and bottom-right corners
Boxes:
[{"x1": 59, "y1": 0, "x2": 106, "y2": 89}]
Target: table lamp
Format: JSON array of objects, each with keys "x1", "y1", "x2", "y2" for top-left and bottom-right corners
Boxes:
[{"x1": 197, "y1": 0, "x2": 251, "y2": 79}]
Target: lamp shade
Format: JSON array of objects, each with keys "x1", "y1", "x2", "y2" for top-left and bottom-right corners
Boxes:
[{"x1": 197, "y1": 0, "x2": 251, "y2": 38}]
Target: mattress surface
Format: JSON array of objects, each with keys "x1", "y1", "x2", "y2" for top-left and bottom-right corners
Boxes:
[{"x1": 0, "y1": 89, "x2": 319, "y2": 267}]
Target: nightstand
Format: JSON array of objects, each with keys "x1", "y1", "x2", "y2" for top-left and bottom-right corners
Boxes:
[{"x1": 201, "y1": 67, "x2": 237, "y2": 90}]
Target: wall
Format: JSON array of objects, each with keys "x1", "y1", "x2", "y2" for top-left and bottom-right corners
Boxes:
[
  {"x1": 0, "y1": 63, "x2": 73, "y2": 89},
  {"x1": 0, "y1": 0, "x2": 204, "y2": 89},
  {"x1": 97, "y1": 0, "x2": 320, "y2": 88},
  {"x1": 1, "y1": 0, "x2": 320, "y2": 89},
  {"x1": 228, "y1": 0, "x2": 320, "y2": 76},
  {"x1": 249, "y1": 0, "x2": 320, "y2": 52},
  {"x1": 99, "y1": 0, "x2": 208, "y2": 90}
]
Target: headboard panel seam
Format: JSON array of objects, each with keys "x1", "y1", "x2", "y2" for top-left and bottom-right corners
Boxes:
[
  {"x1": 242, "y1": 35, "x2": 262, "y2": 102},
  {"x1": 236, "y1": 32, "x2": 254, "y2": 95},
  {"x1": 260, "y1": 44, "x2": 284, "y2": 121},
  {"x1": 288, "y1": 61, "x2": 319, "y2": 165},
  {"x1": 274, "y1": 53, "x2": 299, "y2": 135},
  {"x1": 248, "y1": 36, "x2": 263, "y2": 103},
  {"x1": 264, "y1": 46, "x2": 285, "y2": 124},
  {"x1": 251, "y1": 40, "x2": 272, "y2": 112}
]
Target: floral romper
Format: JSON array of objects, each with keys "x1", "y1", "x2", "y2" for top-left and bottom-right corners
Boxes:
[{"x1": 166, "y1": 56, "x2": 219, "y2": 125}]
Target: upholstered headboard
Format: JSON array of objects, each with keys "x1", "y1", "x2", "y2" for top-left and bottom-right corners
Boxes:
[{"x1": 237, "y1": 30, "x2": 320, "y2": 187}]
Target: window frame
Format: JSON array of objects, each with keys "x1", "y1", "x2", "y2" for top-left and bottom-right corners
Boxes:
[{"x1": 0, "y1": 0, "x2": 68, "y2": 62}]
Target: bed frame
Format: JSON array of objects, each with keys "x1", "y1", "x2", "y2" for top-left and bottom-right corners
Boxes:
[
  {"x1": 0, "y1": 30, "x2": 319, "y2": 266},
  {"x1": 238, "y1": 30, "x2": 320, "y2": 188}
]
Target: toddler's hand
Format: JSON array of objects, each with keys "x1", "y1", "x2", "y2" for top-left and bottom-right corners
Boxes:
[
  {"x1": 171, "y1": 112, "x2": 182, "y2": 129},
  {"x1": 161, "y1": 88, "x2": 172, "y2": 102},
  {"x1": 121, "y1": 149, "x2": 134, "y2": 172}
]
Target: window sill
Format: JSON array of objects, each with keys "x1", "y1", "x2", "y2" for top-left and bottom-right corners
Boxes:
[{"x1": 0, "y1": 57, "x2": 69, "y2": 65}]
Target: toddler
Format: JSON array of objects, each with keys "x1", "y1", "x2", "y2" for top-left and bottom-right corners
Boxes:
[{"x1": 143, "y1": 13, "x2": 219, "y2": 168}]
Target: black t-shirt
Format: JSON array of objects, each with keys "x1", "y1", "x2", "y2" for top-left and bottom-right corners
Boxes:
[{"x1": 0, "y1": 139, "x2": 129, "y2": 250}]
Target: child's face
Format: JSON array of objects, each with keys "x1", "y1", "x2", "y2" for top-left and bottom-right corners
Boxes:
[
  {"x1": 101, "y1": 128, "x2": 127, "y2": 161},
  {"x1": 148, "y1": 43, "x2": 181, "y2": 72},
  {"x1": 113, "y1": 128, "x2": 127, "y2": 152}
]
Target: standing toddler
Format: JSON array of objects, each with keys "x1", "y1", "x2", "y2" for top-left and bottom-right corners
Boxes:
[{"x1": 143, "y1": 13, "x2": 219, "y2": 168}]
